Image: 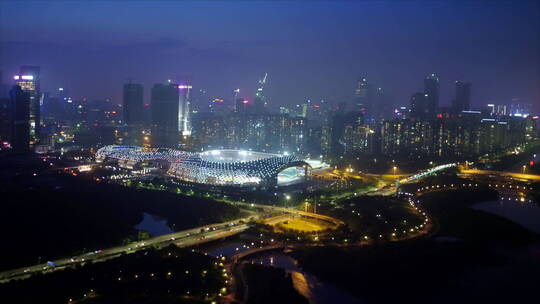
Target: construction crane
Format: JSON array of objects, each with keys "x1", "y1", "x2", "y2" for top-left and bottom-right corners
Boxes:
[
  {"x1": 257, "y1": 73, "x2": 268, "y2": 93},
  {"x1": 254, "y1": 73, "x2": 268, "y2": 112}
]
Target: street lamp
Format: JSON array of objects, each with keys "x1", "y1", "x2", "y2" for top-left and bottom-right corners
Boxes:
[
  {"x1": 285, "y1": 194, "x2": 291, "y2": 208},
  {"x1": 522, "y1": 165, "x2": 526, "y2": 174},
  {"x1": 393, "y1": 166, "x2": 397, "y2": 177}
]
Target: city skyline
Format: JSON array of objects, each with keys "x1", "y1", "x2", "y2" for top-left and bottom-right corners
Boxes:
[
  {"x1": 1, "y1": 2, "x2": 540, "y2": 303},
  {"x1": 1, "y1": 1, "x2": 539, "y2": 110}
]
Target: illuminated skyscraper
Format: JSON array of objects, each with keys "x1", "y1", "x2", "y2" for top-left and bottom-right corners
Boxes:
[
  {"x1": 151, "y1": 83, "x2": 179, "y2": 148},
  {"x1": 424, "y1": 73, "x2": 439, "y2": 116},
  {"x1": 178, "y1": 84, "x2": 192, "y2": 136},
  {"x1": 13, "y1": 66, "x2": 41, "y2": 147}
]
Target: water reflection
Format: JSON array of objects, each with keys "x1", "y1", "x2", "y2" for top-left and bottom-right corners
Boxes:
[
  {"x1": 134, "y1": 212, "x2": 173, "y2": 236},
  {"x1": 473, "y1": 198, "x2": 540, "y2": 233},
  {"x1": 247, "y1": 254, "x2": 362, "y2": 304}
]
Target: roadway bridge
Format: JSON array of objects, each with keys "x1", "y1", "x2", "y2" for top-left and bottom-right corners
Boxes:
[
  {"x1": 460, "y1": 169, "x2": 540, "y2": 181},
  {"x1": 400, "y1": 163, "x2": 458, "y2": 184},
  {"x1": 231, "y1": 244, "x2": 287, "y2": 262}
]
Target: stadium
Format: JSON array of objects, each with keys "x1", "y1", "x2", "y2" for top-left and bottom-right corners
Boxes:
[{"x1": 95, "y1": 145, "x2": 311, "y2": 187}]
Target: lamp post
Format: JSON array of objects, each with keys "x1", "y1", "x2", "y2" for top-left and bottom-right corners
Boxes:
[
  {"x1": 522, "y1": 165, "x2": 526, "y2": 174},
  {"x1": 393, "y1": 166, "x2": 397, "y2": 177}
]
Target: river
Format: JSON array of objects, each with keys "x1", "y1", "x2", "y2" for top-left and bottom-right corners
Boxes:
[{"x1": 208, "y1": 240, "x2": 362, "y2": 304}]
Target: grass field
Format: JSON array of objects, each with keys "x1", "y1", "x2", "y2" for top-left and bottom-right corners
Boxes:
[{"x1": 277, "y1": 217, "x2": 333, "y2": 232}]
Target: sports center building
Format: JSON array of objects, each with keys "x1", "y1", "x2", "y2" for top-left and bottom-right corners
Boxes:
[{"x1": 96, "y1": 145, "x2": 311, "y2": 187}]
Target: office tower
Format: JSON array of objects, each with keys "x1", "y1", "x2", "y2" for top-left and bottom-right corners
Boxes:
[
  {"x1": 235, "y1": 98, "x2": 250, "y2": 115},
  {"x1": 424, "y1": 73, "x2": 439, "y2": 117},
  {"x1": 232, "y1": 88, "x2": 240, "y2": 111},
  {"x1": 151, "y1": 83, "x2": 179, "y2": 148},
  {"x1": 123, "y1": 83, "x2": 144, "y2": 145},
  {"x1": 123, "y1": 83, "x2": 144, "y2": 126},
  {"x1": 453, "y1": 81, "x2": 471, "y2": 113},
  {"x1": 178, "y1": 84, "x2": 193, "y2": 136},
  {"x1": 0, "y1": 70, "x2": 8, "y2": 97},
  {"x1": 409, "y1": 92, "x2": 429, "y2": 120},
  {"x1": 355, "y1": 77, "x2": 374, "y2": 115},
  {"x1": 9, "y1": 85, "x2": 30, "y2": 153},
  {"x1": 0, "y1": 97, "x2": 9, "y2": 144},
  {"x1": 14, "y1": 66, "x2": 41, "y2": 147}
]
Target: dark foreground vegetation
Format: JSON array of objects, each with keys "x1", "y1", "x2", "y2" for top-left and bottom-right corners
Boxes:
[
  {"x1": 241, "y1": 263, "x2": 308, "y2": 304},
  {"x1": 0, "y1": 155, "x2": 240, "y2": 271},
  {"x1": 291, "y1": 188, "x2": 540, "y2": 304},
  {"x1": 0, "y1": 245, "x2": 225, "y2": 304}
]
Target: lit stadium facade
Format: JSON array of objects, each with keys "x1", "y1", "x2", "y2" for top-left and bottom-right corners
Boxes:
[{"x1": 96, "y1": 145, "x2": 311, "y2": 187}]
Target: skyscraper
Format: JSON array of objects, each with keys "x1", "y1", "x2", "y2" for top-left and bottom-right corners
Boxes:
[
  {"x1": 9, "y1": 85, "x2": 30, "y2": 153},
  {"x1": 0, "y1": 97, "x2": 10, "y2": 144},
  {"x1": 178, "y1": 84, "x2": 192, "y2": 136},
  {"x1": 14, "y1": 66, "x2": 41, "y2": 147},
  {"x1": 151, "y1": 83, "x2": 179, "y2": 148},
  {"x1": 424, "y1": 73, "x2": 439, "y2": 116},
  {"x1": 123, "y1": 83, "x2": 144, "y2": 126},
  {"x1": 123, "y1": 83, "x2": 144, "y2": 145},
  {"x1": 409, "y1": 92, "x2": 429, "y2": 120},
  {"x1": 235, "y1": 98, "x2": 250, "y2": 115},
  {"x1": 354, "y1": 77, "x2": 375, "y2": 116},
  {"x1": 453, "y1": 81, "x2": 471, "y2": 113}
]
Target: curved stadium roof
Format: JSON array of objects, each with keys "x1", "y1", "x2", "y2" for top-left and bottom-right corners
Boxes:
[{"x1": 95, "y1": 145, "x2": 309, "y2": 187}]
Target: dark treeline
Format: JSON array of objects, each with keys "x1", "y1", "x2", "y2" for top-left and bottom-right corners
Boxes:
[
  {"x1": 0, "y1": 245, "x2": 224, "y2": 304},
  {"x1": 0, "y1": 155, "x2": 240, "y2": 271}
]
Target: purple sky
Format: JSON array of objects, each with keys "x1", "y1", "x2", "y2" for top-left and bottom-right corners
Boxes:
[{"x1": 1, "y1": 0, "x2": 539, "y2": 111}]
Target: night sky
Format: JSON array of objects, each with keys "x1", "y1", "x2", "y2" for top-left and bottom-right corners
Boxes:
[{"x1": 1, "y1": 0, "x2": 539, "y2": 110}]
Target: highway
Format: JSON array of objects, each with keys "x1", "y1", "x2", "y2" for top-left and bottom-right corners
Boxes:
[
  {"x1": 0, "y1": 201, "x2": 344, "y2": 283},
  {"x1": 460, "y1": 169, "x2": 540, "y2": 181},
  {"x1": 0, "y1": 216, "x2": 256, "y2": 283}
]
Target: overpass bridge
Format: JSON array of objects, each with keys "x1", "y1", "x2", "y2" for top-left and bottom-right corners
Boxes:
[{"x1": 400, "y1": 163, "x2": 458, "y2": 184}]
